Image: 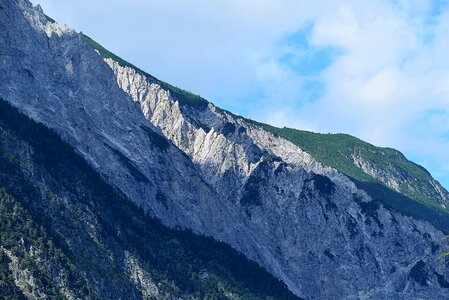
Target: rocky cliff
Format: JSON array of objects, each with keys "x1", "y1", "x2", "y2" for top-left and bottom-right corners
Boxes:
[
  {"x1": 1, "y1": 0, "x2": 449, "y2": 299},
  {"x1": 0, "y1": 97, "x2": 297, "y2": 299}
]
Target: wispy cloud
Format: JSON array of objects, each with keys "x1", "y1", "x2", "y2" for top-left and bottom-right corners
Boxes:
[
  {"x1": 31, "y1": 0, "x2": 449, "y2": 188},
  {"x1": 291, "y1": 0, "x2": 449, "y2": 187}
]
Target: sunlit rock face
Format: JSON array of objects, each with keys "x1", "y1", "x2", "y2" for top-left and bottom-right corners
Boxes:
[{"x1": 1, "y1": 0, "x2": 449, "y2": 298}]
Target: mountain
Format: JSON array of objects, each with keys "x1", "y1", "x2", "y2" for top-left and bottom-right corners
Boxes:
[
  {"x1": 0, "y1": 97, "x2": 298, "y2": 299},
  {"x1": 1, "y1": 0, "x2": 449, "y2": 299}
]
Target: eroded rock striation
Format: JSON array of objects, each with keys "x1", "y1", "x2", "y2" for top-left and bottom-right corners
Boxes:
[{"x1": 1, "y1": 0, "x2": 449, "y2": 298}]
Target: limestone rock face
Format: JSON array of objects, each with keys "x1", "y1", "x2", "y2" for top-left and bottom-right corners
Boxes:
[
  {"x1": 351, "y1": 151, "x2": 449, "y2": 208},
  {"x1": 1, "y1": 0, "x2": 449, "y2": 298},
  {"x1": 106, "y1": 60, "x2": 449, "y2": 299}
]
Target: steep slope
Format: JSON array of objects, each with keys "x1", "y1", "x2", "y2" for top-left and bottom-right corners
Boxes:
[
  {"x1": 0, "y1": 97, "x2": 299, "y2": 299},
  {"x1": 2, "y1": 0, "x2": 449, "y2": 299},
  {"x1": 0, "y1": 0, "x2": 223, "y2": 230},
  {"x1": 258, "y1": 125, "x2": 449, "y2": 232},
  {"x1": 86, "y1": 28, "x2": 449, "y2": 231},
  {"x1": 260, "y1": 125, "x2": 449, "y2": 208},
  {"x1": 105, "y1": 56, "x2": 449, "y2": 299},
  {"x1": 102, "y1": 34, "x2": 449, "y2": 299}
]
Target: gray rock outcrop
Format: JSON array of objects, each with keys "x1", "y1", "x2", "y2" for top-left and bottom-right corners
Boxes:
[{"x1": 1, "y1": 0, "x2": 449, "y2": 298}]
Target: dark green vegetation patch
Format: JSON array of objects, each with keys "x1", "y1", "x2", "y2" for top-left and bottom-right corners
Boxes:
[
  {"x1": 44, "y1": 14, "x2": 55, "y2": 23},
  {"x1": 0, "y1": 98, "x2": 300, "y2": 299},
  {"x1": 0, "y1": 248, "x2": 27, "y2": 299},
  {"x1": 0, "y1": 190, "x2": 94, "y2": 299}
]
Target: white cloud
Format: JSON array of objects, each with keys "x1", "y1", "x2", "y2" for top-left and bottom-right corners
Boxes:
[
  {"x1": 283, "y1": 0, "x2": 449, "y2": 187},
  {"x1": 31, "y1": 0, "x2": 449, "y2": 187}
]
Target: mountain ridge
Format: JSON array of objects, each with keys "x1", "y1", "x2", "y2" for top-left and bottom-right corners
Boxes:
[
  {"x1": 0, "y1": 96, "x2": 298, "y2": 299},
  {"x1": 80, "y1": 29, "x2": 449, "y2": 232},
  {"x1": 76, "y1": 22, "x2": 449, "y2": 213},
  {"x1": 1, "y1": 0, "x2": 449, "y2": 298}
]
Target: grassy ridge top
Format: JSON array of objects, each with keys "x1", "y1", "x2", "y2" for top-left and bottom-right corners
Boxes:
[
  {"x1": 79, "y1": 31, "x2": 449, "y2": 232},
  {"x1": 261, "y1": 126, "x2": 430, "y2": 182},
  {"x1": 260, "y1": 124, "x2": 449, "y2": 232}
]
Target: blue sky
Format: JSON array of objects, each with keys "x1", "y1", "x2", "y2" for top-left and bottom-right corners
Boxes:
[{"x1": 31, "y1": 0, "x2": 449, "y2": 189}]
